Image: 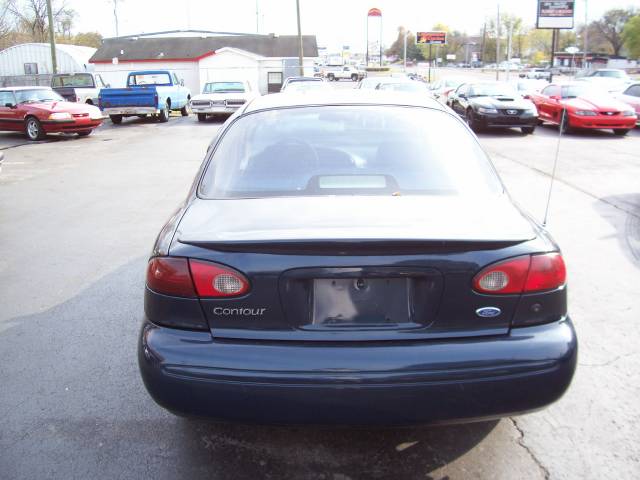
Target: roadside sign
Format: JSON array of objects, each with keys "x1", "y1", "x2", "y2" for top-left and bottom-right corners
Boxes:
[
  {"x1": 446, "y1": 54, "x2": 456, "y2": 60},
  {"x1": 367, "y1": 8, "x2": 381, "y2": 17},
  {"x1": 536, "y1": 0, "x2": 575, "y2": 29},
  {"x1": 416, "y1": 32, "x2": 447, "y2": 45}
]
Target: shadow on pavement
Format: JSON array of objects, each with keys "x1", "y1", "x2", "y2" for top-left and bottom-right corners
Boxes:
[
  {"x1": 0, "y1": 257, "x2": 498, "y2": 480},
  {"x1": 594, "y1": 193, "x2": 640, "y2": 267}
]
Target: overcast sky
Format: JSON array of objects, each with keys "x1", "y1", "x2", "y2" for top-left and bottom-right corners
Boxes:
[{"x1": 68, "y1": 0, "x2": 636, "y2": 52}]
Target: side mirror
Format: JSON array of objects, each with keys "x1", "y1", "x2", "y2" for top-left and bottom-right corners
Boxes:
[
  {"x1": 550, "y1": 95, "x2": 561, "y2": 101},
  {"x1": 5, "y1": 103, "x2": 16, "y2": 108},
  {"x1": 105, "y1": 83, "x2": 111, "y2": 88},
  {"x1": 180, "y1": 79, "x2": 184, "y2": 86},
  {"x1": 458, "y1": 93, "x2": 466, "y2": 99},
  {"x1": 523, "y1": 94, "x2": 531, "y2": 99}
]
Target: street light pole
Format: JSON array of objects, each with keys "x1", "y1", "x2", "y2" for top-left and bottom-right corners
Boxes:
[
  {"x1": 495, "y1": 3, "x2": 500, "y2": 81},
  {"x1": 296, "y1": 0, "x2": 304, "y2": 76},
  {"x1": 45, "y1": 0, "x2": 57, "y2": 74},
  {"x1": 583, "y1": 0, "x2": 588, "y2": 68},
  {"x1": 403, "y1": 28, "x2": 407, "y2": 72}
]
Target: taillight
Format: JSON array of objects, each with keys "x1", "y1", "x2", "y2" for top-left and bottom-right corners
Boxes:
[
  {"x1": 146, "y1": 258, "x2": 250, "y2": 298},
  {"x1": 146, "y1": 257, "x2": 196, "y2": 297},
  {"x1": 473, "y1": 253, "x2": 566, "y2": 295},
  {"x1": 189, "y1": 259, "x2": 250, "y2": 297}
]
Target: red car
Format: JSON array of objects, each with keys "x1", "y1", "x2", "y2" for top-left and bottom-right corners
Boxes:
[
  {"x1": 530, "y1": 82, "x2": 637, "y2": 136},
  {"x1": 614, "y1": 83, "x2": 640, "y2": 127},
  {"x1": 0, "y1": 86, "x2": 103, "y2": 141}
]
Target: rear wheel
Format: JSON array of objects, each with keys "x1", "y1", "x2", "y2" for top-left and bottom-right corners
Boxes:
[
  {"x1": 351, "y1": 74, "x2": 358, "y2": 81},
  {"x1": 466, "y1": 109, "x2": 478, "y2": 132},
  {"x1": 613, "y1": 129, "x2": 630, "y2": 136},
  {"x1": 110, "y1": 115, "x2": 123, "y2": 125},
  {"x1": 158, "y1": 102, "x2": 170, "y2": 123},
  {"x1": 559, "y1": 111, "x2": 571, "y2": 134},
  {"x1": 327, "y1": 73, "x2": 335, "y2": 81},
  {"x1": 77, "y1": 130, "x2": 92, "y2": 137},
  {"x1": 24, "y1": 117, "x2": 46, "y2": 141},
  {"x1": 521, "y1": 126, "x2": 535, "y2": 135},
  {"x1": 197, "y1": 113, "x2": 207, "y2": 122}
]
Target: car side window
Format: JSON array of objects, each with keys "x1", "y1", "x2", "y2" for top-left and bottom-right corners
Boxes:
[
  {"x1": 0, "y1": 91, "x2": 16, "y2": 106},
  {"x1": 456, "y1": 84, "x2": 468, "y2": 96},
  {"x1": 625, "y1": 85, "x2": 640, "y2": 97},
  {"x1": 542, "y1": 85, "x2": 560, "y2": 97}
]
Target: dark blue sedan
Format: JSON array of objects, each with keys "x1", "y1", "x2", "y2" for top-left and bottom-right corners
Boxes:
[{"x1": 138, "y1": 91, "x2": 577, "y2": 425}]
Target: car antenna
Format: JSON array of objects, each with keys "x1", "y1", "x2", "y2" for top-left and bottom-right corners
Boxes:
[{"x1": 542, "y1": 108, "x2": 565, "y2": 227}]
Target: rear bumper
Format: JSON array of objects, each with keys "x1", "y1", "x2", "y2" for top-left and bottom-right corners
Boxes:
[
  {"x1": 102, "y1": 107, "x2": 159, "y2": 116},
  {"x1": 138, "y1": 318, "x2": 577, "y2": 425}
]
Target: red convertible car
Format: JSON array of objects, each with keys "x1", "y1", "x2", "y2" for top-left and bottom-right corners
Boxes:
[
  {"x1": 530, "y1": 82, "x2": 637, "y2": 136},
  {"x1": 0, "y1": 86, "x2": 103, "y2": 141}
]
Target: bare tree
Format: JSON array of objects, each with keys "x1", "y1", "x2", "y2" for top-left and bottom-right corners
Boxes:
[
  {"x1": 7, "y1": 0, "x2": 74, "y2": 43},
  {"x1": 0, "y1": 1, "x2": 12, "y2": 46},
  {"x1": 592, "y1": 8, "x2": 636, "y2": 56}
]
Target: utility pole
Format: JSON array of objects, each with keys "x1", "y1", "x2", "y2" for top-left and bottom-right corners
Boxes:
[
  {"x1": 403, "y1": 28, "x2": 407, "y2": 72},
  {"x1": 113, "y1": 0, "x2": 120, "y2": 37},
  {"x1": 582, "y1": 0, "x2": 588, "y2": 68},
  {"x1": 45, "y1": 0, "x2": 57, "y2": 74},
  {"x1": 480, "y1": 21, "x2": 486, "y2": 64},
  {"x1": 495, "y1": 4, "x2": 500, "y2": 81},
  {"x1": 506, "y1": 22, "x2": 513, "y2": 81},
  {"x1": 296, "y1": 0, "x2": 304, "y2": 76},
  {"x1": 256, "y1": 0, "x2": 259, "y2": 34}
]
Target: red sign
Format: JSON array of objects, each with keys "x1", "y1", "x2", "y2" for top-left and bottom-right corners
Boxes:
[
  {"x1": 367, "y1": 8, "x2": 382, "y2": 17},
  {"x1": 416, "y1": 31, "x2": 447, "y2": 45}
]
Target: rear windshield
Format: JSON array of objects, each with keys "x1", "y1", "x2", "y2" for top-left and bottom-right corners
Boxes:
[
  {"x1": 199, "y1": 106, "x2": 502, "y2": 199},
  {"x1": 52, "y1": 74, "x2": 94, "y2": 88},
  {"x1": 128, "y1": 73, "x2": 171, "y2": 86},
  {"x1": 204, "y1": 82, "x2": 245, "y2": 93}
]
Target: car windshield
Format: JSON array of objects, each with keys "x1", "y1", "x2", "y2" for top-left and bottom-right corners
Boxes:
[
  {"x1": 204, "y1": 82, "x2": 246, "y2": 93},
  {"x1": 129, "y1": 73, "x2": 171, "y2": 86},
  {"x1": 200, "y1": 106, "x2": 502, "y2": 199},
  {"x1": 469, "y1": 83, "x2": 518, "y2": 97},
  {"x1": 14, "y1": 89, "x2": 64, "y2": 103},
  {"x1": 52, "y1": 74, "x2": 94, "y2": 88},
  {"x1": 563, "y1": 84, "x2": 606, "y2": 98},
  {"x1": 377, "y1": 82, "x2": 427, "y2": 93},
  {"x1": 283, "y1": 82, "x2": 330, "y2": 92},
  {"x1": 590, "y1": 70, "x2": 626, "y2": 79}
]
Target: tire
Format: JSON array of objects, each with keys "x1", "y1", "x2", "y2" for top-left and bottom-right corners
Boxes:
[
  {"x1": 351, "y1": 74, "x2": 358, "y2": 81},
  {"x1": 613, "y1": 129, "x2": 630, "y2": 136},
  {"x1": 110, "y1": 115, "x2": 123, "y2": 125},
  {"x1": 466, "y1": 109, "x2": 479, "y2": 132},
  {"x1": 197, "y1": 113, "x2": 207, "y2": 122},
  {"x1": 521, "y1": 126, "x2": 535, "y2": 135},
  {"x1": 327, "y1": 74, "x2": 335, "y2": 82},
  {"x1": 77, "y1": 130, "x2": 92, "y2": 137},
  {"x1": 24, "y1": 116, "x2": 46, "y2": 141},
  {"x1": 559, "y1": 111, "x2": 571, "y2": 134},
  {"x1": 158, "y1": 102, "x2": 169, "y2": 123},
  {"x1": 180, "y1": 104, "x2": 189, "y2": 116}
]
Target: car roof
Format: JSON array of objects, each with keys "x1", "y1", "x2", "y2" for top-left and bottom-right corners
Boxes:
[
  {"x1": 244, "y1": 90, "x2": 446, "y2": 113},
  {"x1": 0, "y1": 86, "x2": 53, "y2": 91}
]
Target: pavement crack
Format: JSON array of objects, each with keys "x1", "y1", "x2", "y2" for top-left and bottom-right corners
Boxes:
[{"x1": 509, "y1": 417, "x2": 550, "y2": 480}]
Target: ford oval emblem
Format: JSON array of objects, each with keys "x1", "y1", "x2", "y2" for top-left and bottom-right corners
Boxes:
[{"x1": 476, "y1": 307, "x2": 501, "y2": 318}]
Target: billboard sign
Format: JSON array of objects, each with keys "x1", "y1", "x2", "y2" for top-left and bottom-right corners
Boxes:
[
  {"x1": 416, "y1": 31, "x2": 447, "y2": 45},
  {"x1": 536, "y1": 1, "x2": 575, "y2": 29}
]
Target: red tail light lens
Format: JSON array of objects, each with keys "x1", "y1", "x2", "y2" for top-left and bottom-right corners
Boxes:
[
  {"x1": 189, "y1": 260, "x2": 250, "y2": 297},
  {"x1": 146, "y1": 257, "x2": 196, "y2": 297},
  {"x1": 473, "y1": 253, "x2": 566, "y2": 295}
]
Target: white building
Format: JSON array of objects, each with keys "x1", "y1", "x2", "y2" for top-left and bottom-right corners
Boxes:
[
  {"x1": 0, "y1": 43, "x2": 96, "y2": 76},
  {"x1": 89, "y1": 31, "x2": 319, "y2": 95}
]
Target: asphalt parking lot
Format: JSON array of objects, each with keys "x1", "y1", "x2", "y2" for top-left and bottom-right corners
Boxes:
[{"x1": 1, "y1": 85, "x2": 639, "y2": 479}]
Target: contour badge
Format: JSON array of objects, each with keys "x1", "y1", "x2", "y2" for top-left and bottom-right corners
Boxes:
[{"x1": 476, "y1": 307, "x2": 502, "y2": 318}]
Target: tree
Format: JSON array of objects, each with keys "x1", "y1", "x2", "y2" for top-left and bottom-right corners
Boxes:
[
  {"x1": 622, "y1": 15, "x2": 640, "y2": 59},
  {"x1": 0, "y1": 1, "x2": 12, "y2": 48},
  {"x1": 385, "y1": 26, "x2": 424, "y2": 62},
  {"x1": 592, "y1": 8, "x2": 636, "y2": 56},
  {"x1": 71, "y1": 31, "x2": 102, "y2": 48},
  {"x1": 7, "y1": 0, "x2": 74, "y2": 43}
]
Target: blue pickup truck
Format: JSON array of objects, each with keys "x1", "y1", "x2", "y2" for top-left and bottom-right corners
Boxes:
[{"x1": 99, "y1": 70, "x2": 191, "y2": 124}]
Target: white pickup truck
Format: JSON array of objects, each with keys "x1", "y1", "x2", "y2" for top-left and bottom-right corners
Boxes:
[
  {"x1": 51, "y1": 72, "x2": 109, "y2": 105},
  {"x1": 324, "y1": 66, "x2": 367, "y2": 82}
]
